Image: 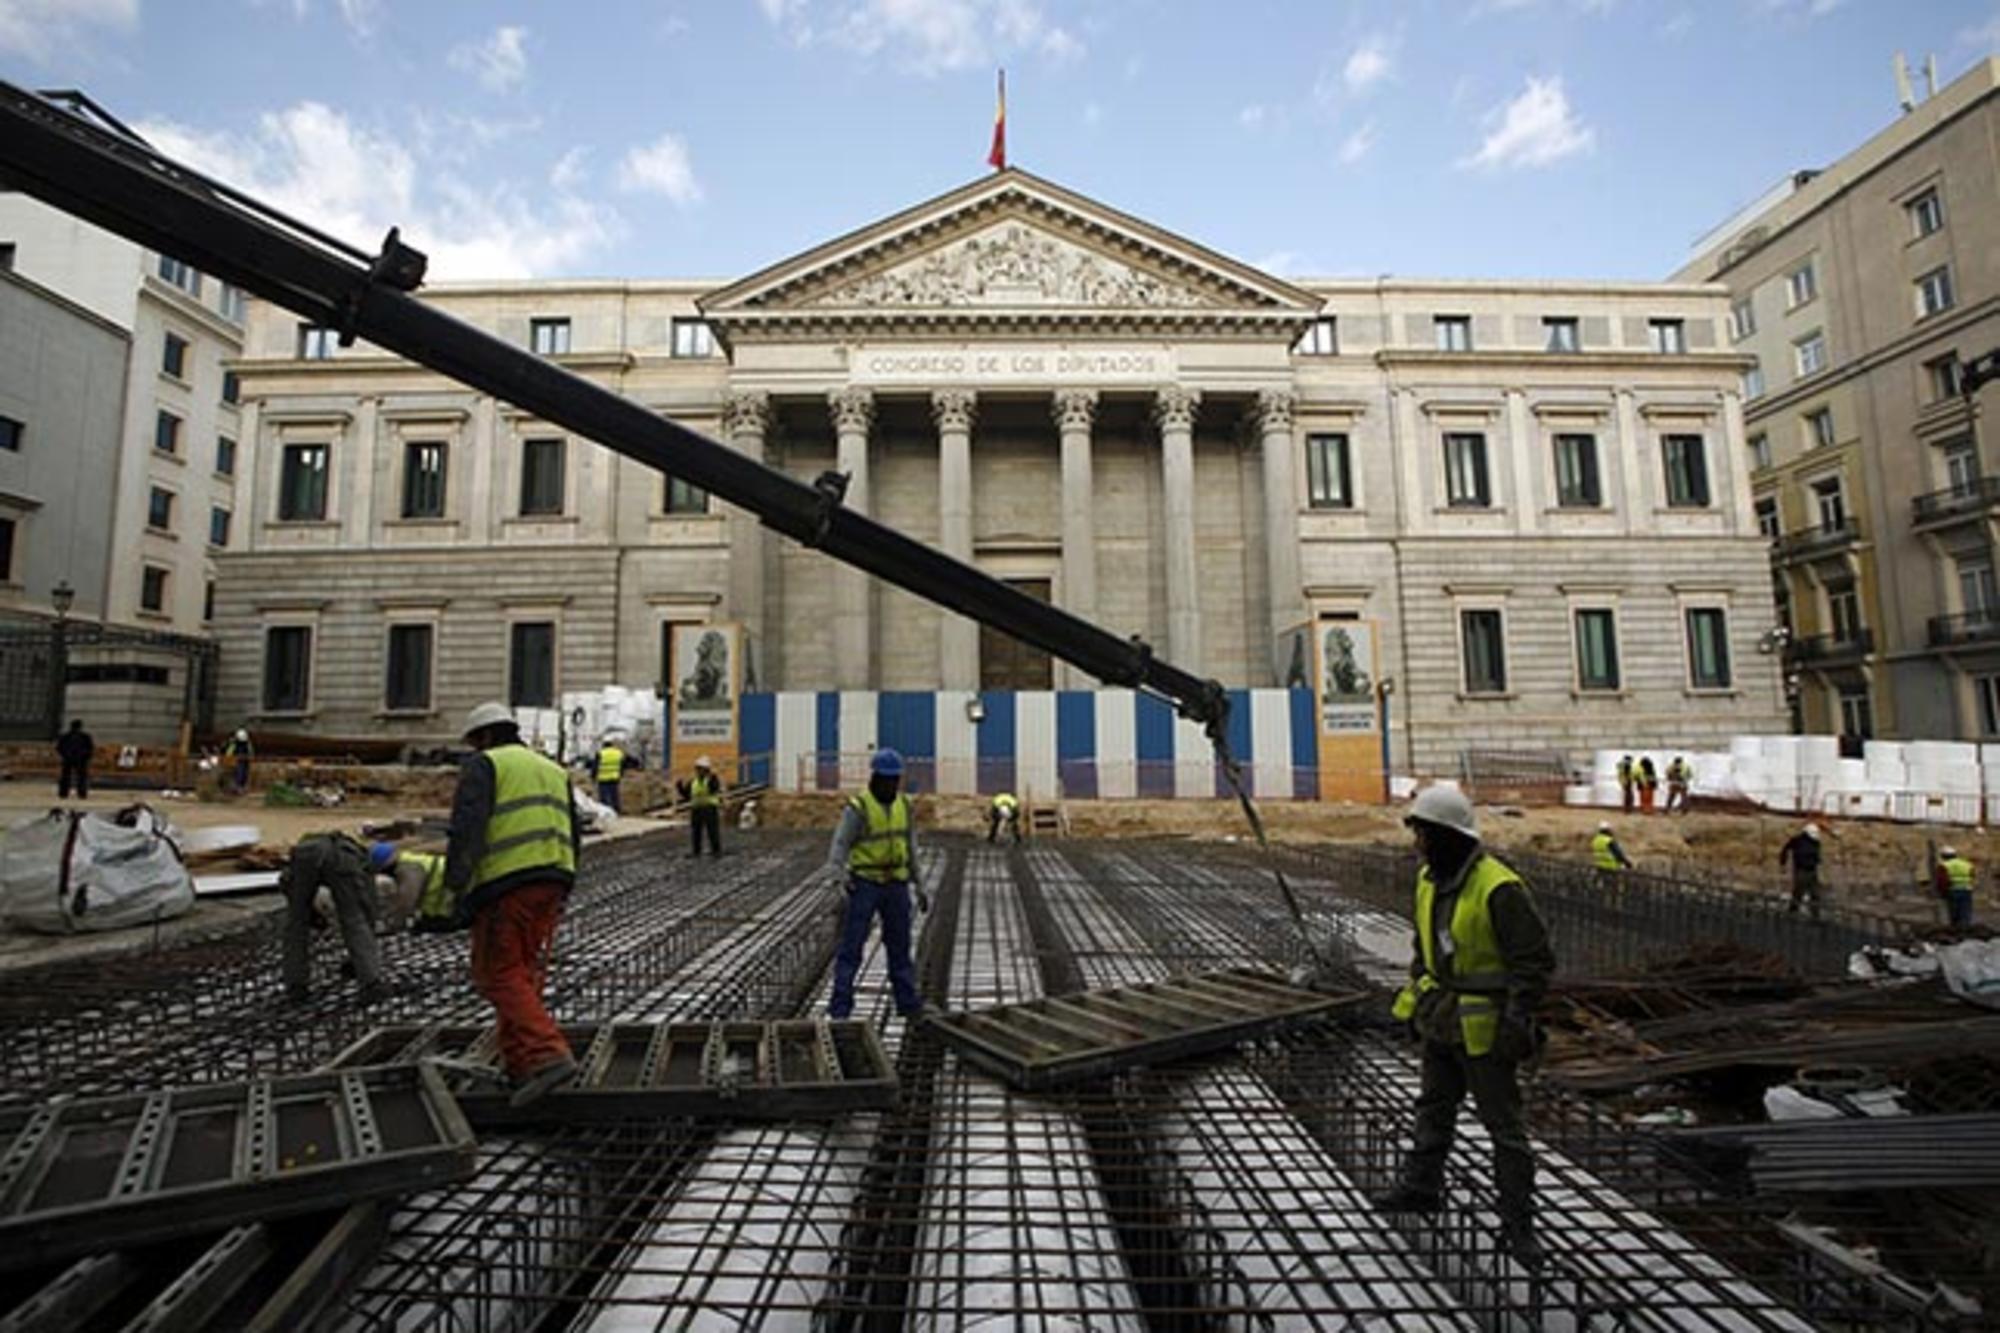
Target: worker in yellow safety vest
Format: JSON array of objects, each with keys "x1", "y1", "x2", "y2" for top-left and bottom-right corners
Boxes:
[
  {"x1": 1935, "y1": 845, "x2": 1976, "y2": 928},
  {"x1": 825, "y1": 748, "x2": 926, "y2": 1020},
  {"x1": 987, "y1": 791, "x2": 1021, "y2": 844},
  {"x1": 1591, "y1": 821, "x2": 1632, "y2": 887},
  {"x1": 373, "y1": 842, "x2": 450, "y2": 933},
  {"x1": 1371, "y1": 785, "x2": 1556, "y2": 1268},
  {"x1": 677, "y1": 755, "x2": 724, "y2": 858},
  {"x1": 1616, "y1": 755, "x2": 1636, "y2": 814},
  {"x1": 594, "y1": 737, "x2": 627, "y2": 815}
]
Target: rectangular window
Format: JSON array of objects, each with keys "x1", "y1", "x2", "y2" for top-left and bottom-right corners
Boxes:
[
  {"x1": 1806, "y1": 407, "x2": 1836, "y2": 449},
  {"x1": 1749, "y1": 432, "x2": 1771, "y2": 471},
  {"x1": 1648, "y1": 318, "x2": 1686, "y2": 354},
  {"x1": 1686, "y1": 607, "x2": 1732, "y2": 689},
  {"x1": 1443, "y1": 432, "x2": 1490, "y2": 507},
  {"x1": 384, "y1": 623, "x2": 434, "y2": 712},
  {"x1": 153, "y1": 409, "x2": 181, "y2": 455},
  {"x1": 1574, "y1": 609, "x2": 1620, "y2": 691},
  {"x1": 1828, "y1": 583, "x2": 1862, "y2": 641},
  {"x1": 1729, "y1": 298, "x2": 1756, "y2": 340},
  {"x1": 209, "y1": 506, "x2": 230, "y2": 547},
  {"x1": 297, "y1": 324, "x2": 336, "y2": 360},
  {"x1": 1543, "y1": 317, "x2": 1579, "y2": 353},
  {"x1": 1909, "y1": 188, "x2": 1944, "y2": 238},
  {"x1": 157, "y1": 254, "x2": 199, "y2": 296},
  {"x1": 1553, "y1": 433, "x2": 1601, "y2": 507},
  {"x1": 1947, "y1": 441, "x2": 1980, "y2": 494},
  {"x1": 1916, "y1": 266, "x2": 1955, "y2": 319},
  {"x1": 1304, "y1": 433, "x2": 1353, "y2": 509},
  {"x1": 1787, "y1": 261, "x2": 1818, "y2": 309},
  {"x1": 1294, "y1": 317, "x2": 1338, "y2": 356},
  {"x1": 663, "y1": 475, "x2": 708, "y2": 515},
  {"x1": 1755, "y1": 496, "x2": 1780, "y2": 540},
  {"x1": 1743, "y1": 361, "x2": 1765, "y2": 399},
  {"x1": 1960, "y1": 559, "x2": 1997, "y2": 620},
  {"x1": 162, "y1": 331, "x2": 188, "y2": 378},
  {"x1": 0, "y1": 516, "x2": 14, "y2": 582},
  {"x1": 140, "y1": 565, "x2": 169, "y2": 613},
  {"x1": 509, "y1": 621, "x2": 556, "y2": 707},
  {"x1": 263, "y1": 625, "x2": 312, "y2": 712},
  {"x1": 671, "y1": 318, "x2": 716, "y2": 358},
  {"x1": 0, "y1": 416, "x2": 20, "y2": 452},
  {"x1": 1840, "y1": 688, "x2": 1874, "y2": 740},
  {"x1": 221, "y1": 370, "x2": 240, "y2": 405},
  {"x1": 1662, "y1": 434, "x2": 1710, "y2": 508},
  {"x1": 147, "y1": 486, "x2": 174, "y2": 532},
  {"x1": 1461, "y1": 609, "x2": 1507, "y2": 694},
  {"x1": 278, "y1": 443, "x2": 329, "y2": 521},
  {"x1": 530, "y1": 317, "x2": 572, "y2": 355},
  {"x1": 1795, "y1": 330, "x2": 1828, "y2": 377},
  {"x1": 215, "y1": 435, "x2": 236, "y2": 476},
  {"x1": 402, "y1": 441, "x2": 448, "y2": 519},
  {"x1": 519, "y1": 438, "x2": 566, "y2": 515},
  {"x1": 1774, "y1": 579, "x2": 1792, "y2": 634},
  {"x1": 1434, "y1": 316, "x2": 1472, "y2": 352},
  {"x1": 1812, "y1": 475, "x2": 1846, "y2": 530},
  {"x1": 1929, "y1": 354, "x2": 1963, "y2": 401},
  {"x1": 219, "y1": 283, "x2": 247, "y2": 324},
  {"x1": 203, "y1": 580, "x2": 215, "y2": 623}
]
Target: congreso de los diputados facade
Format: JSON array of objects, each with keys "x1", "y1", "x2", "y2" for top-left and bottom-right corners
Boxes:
[{"x1": 214, "y1": 168, "x2": 1788, "y2": 772}]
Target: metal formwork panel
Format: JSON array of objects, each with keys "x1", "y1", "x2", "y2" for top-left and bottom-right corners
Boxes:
[
  {"x1": 928, "y1": 967, "x2": 1362, "y2": 1091},
  {"x1": 0, "y1": 1063, "x2": 475, "y2": 1273},
  {"x1": 331, "y1": 1020, "x2": 899, "y2": 1127}
]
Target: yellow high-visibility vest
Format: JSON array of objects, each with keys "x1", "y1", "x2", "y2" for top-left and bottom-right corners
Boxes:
[
  {"x1": 596, "y1": 746, "x2": 625, "y2": 783},
  {"x1": 687, "y1": 772, "x2": 721, "y2": 809},
  {"x1": 1591, "y1": 832, "x2": 1623, "y2": 871},
  {"x1": 1944, "y1": 856, "x2": 1975, "y2": 893},
  {"x1": 1391, "y1": 853, "x2": 1523, "y2": 1056},
  {"x1": 847, "y1": 789, "x2": 912, "y2": 883},
  {"x1": 404, "y1": 851, "x2": 451, "y2": 926},
  {"x1": 472, "y1": 745, "x2": 576, "y2": 891}
]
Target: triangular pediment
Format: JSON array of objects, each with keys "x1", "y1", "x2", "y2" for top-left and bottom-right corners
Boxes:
[{"x1": 700, "y1": 169, "x2": 1319, "y2": 335}]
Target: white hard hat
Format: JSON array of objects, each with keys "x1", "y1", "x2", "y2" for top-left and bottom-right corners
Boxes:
[
  {"x1": 1598, "y1": 821, "x2": 1612, "y2": 833},
  {"x1": 1405, "y1": 785, "x2": 1478, "y2": 839},
  {"x1": 1942, "y1": 845, "x2": 1958, "y2": 858},
  {"x1": 1803, "y1": 823, "x2": 1822, "y2": 841},
  {"x1": 462, "y1": 701, "x2": 514, "y2": 738},
  {"x1": 694, "y1": 754, "x2": 712, "y2": 768},
  {"x1": 234, "y1": 728, "x2": 249, "y2": 742}
]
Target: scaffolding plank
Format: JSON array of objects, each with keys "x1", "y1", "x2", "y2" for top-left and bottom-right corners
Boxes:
[
  {"x1": 333, "y1": 1020, "x2": 900, "y2": 1128},
  {"x1": 929, "y1": 968, "x2": 1364, "y2": 1090},
  {"x1": 0, "y1": 1063, "x2": 475, "y2": 1273}
]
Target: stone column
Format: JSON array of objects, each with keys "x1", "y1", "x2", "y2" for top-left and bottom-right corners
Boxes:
[
  {"x1": 1155, "y1": 385, "x2": 1203, "y2": 673},
  {"x1": 829, "y1": 387, "x2": 875, "y2": 690},
  {"x1": 1506, "y1": 388, "x2": 1539, "y2": 533},
  {"x1": 933, "y1": 388, "x2": 979, "y2": 690},
  {"x1": 1054, "y1": 389, "x2": 1100, "y2": 689},
  {"x1": 1614, "y1": 387, "x2": 1646, "y2": 531},
  {"x1": 1254, "y1": 389, "x2": 1304, "y2": 656},
  {"x1": 723, "y1": 391, "x2": 772, "y2": 677}
]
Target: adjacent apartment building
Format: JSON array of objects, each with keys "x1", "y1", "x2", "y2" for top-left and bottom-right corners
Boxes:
[
  {"x1": 218, "y1": 169, "x2": 1785, "y2": 769},
  {"x1": 1677, "y1": 57, "x2": 2000, "y2": 743}
]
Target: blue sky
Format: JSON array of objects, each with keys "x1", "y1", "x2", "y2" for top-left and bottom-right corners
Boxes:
[{"x1": 2, "y1": 0, "x2": 1995, "y2": 282}]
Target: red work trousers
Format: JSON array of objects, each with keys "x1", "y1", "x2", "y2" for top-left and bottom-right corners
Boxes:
[{"x1": 469, "y1": 882, "x2": 571, "y2": 1078}]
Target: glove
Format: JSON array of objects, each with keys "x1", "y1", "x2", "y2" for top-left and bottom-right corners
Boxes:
[{"x1": 1492, "y1": 1010, "x2": 1542, "y2": 1062}]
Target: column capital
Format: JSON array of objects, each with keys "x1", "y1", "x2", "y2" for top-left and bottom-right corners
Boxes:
[
  {"x1": 1052, "y1": 388, "x2": 1099, "y2": 434},
  {"x1": 1253, "y1": 388, "x2": 1296, "y2": 435},
  {"x1": 1152, "y1": 385, "x2": 1202, "y2": 432},
  {"x1": 931, "y1": 387, "x2": 978, "y2": 434},
  {"x1": 829, "y1": 386, "x2": 875, "y2": 436},
  {"x1": 722, "y1": 389, "x2": 772, "y2": 438}
]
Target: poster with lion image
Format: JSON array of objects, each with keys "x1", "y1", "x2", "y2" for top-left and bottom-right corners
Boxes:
[
  {"x1": 1315, "y1": 618, "x2": 1384, "y2": 802},
  {"x1": 670, "y1": 622, "x2": 740, "y2": 777}
]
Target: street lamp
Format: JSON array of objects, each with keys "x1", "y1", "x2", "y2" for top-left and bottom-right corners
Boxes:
[{"x1": 47, "y1": 579, "x2": 74, "y2": 739}]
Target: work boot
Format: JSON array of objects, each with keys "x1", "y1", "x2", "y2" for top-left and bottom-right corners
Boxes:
[
  {"x1": 509, "y1": 1057, "x2": 578, "y2": 1108},
  {"x1": 1499, "y1": 1217, "x2": 1545, "y2": 1268},
  {"x1": 1367, "y1": 1184, "x2": 1443, "y2": 1215}
]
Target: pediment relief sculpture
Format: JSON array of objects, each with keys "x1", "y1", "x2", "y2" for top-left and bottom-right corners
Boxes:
[{"x1": 802, "y1": 224, "x2": 1229, "y2": 310}]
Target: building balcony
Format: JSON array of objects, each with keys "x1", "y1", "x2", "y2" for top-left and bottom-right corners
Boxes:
[
  {"x1": 1929, "y1": 612, "x2": 2000, "y2": 650},
  {"x1": 1786, "y1": 627, "x2": 1874, "y2": 666},
  {"x1": 1773, "y1": 518, "x2": 1860, "y2": 563},
  {"x1": 1912, "y1": 475, "x2": 2000, "y2": 530}
]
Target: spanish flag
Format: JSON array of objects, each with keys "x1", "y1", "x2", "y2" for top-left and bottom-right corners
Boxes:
[{"x1": 987, "y1": 69, "x2": 1006, "y2": 170}]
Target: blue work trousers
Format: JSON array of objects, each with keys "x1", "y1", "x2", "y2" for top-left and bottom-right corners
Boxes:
[
  {"x1": 830, "y1": 876, "x2": 921, "y2": 1019},
  {"x1": 1949, "y1": 889, "x2": 1975, "y2": 927}
]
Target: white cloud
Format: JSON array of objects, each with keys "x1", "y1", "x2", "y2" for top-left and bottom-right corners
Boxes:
[
  {"x1": 617, "y1": 132, "x2": 704, "y2": 206},
  {"x1": 1342, "y1": 34, "x2": 1394, "y2": 96},
  {"x1": 758, "y1": 0, "x2": 1084, "y2": 76},
  {"x1": 1957, "y1": 8, "x2": 2000, "y2": 50},
  {"x1": 450, "y1": 25, "x2": 531, "y2": 91},
  {"x1": 550, "y1": 146, "x2": 589, "y2": 191},
  {"x1": 136, "y1": 103, "x2": 621, "y2": 280},
  {"x1": 1338, "y1": 119, "x2": 1376, "y2": 164},
  {"x1": 1252, "y1": 250, "x2": 1301, "y2": 277},
  {"x1": 1753, "y1": 0, "x2": 1845, "y2": 19},
  {"x1": 335, "y1": 0, "x2": 379, "y2": 36},
  {"x1": 1459, "y1": 75, "x2": 1594, "y2": 170},
  {"x1": 0, "y1": 0, "x2": 136, "y2": 62},
  {"x1": 1659, "y1": 9, "x2": 1694, "y2": 38},
  {"x1": 1238, "y1": 104, "x2": 1267, "y2": 128}
]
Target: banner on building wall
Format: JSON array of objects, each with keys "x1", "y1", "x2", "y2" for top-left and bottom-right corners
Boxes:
[
  {"x1": 1275, "y1": 623, "x2": 1313, "y2": 693},
  {"x1": 669, "y1": 621, "x2": 741, "y2": 779},
  {"x1": 1315, "y1": 619, "x2": 1384, "y2": 803}
]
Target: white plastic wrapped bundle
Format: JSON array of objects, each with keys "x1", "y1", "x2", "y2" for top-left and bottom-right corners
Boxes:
[
  {"x1": 1563, "y1": 784, "x2": 1597, "y2": 806},
  {"x1": 1728, "y1": 760, "x2": 1767, "y2": 802},
  {"x1": 1593, "y1": 781, "x2": 1624, "y2": 807},
  {"x1": 1833, "y1": 759, "x2": 1867, "y2": 792},
  {"x1": 1911, "y1": 740, "x2": 1979, "y2": 767},
  {"x1": 1937, "y1": 764, "x2": 1982, "y2": 795},
  {"x1": 1984, "y1": 764, "x2": 2000, "y2": 796},
  {"x1": 1692, "y1": 753, "x2": 1733, "y2": 794},
  {"x1": 1593, "y1": 749, "x2": 1623, "y2": 780},
  {"x1": 1795, "y1": 735, "x2": 1841, "y2": 767},
  {"x1": 1864, "y1": 739, "x2": 1907, "y2": 766},
  {"x1": 1760, "y1": 735, "x2": 1801, "y2": 764},
  {"x1": 1982, "y1": 743, "x2": 2000, "y2": 767},
  {"x1": 1730, "y1": 736, "x2": 1765, "y2": 760}
]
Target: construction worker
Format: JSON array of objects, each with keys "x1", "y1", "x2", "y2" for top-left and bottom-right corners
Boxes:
[
  {"x1": 1591, "y1": 820, "x2": 1632, "y2": 886},
  {"x1": 987, "y1": 791, "x2": 1021, "y2": 844},
  {"x1": 223, "y1": 728, "x2": 254, "y2": 793},
  {"x1": 1779, "y1": 822, "x2": 1824, "y2": 920},
  {"x1": 1637, "y1": 756, "x2": 1659, "y2": 814},
  {"x1": 826, "y1": 748, "x2": 926, "y2": 1021},
  {"x1": 280, "y1": 832, "x2": 387, "y2": 1006},
  {"x1": 1665, "y1": 755, "x2": 1691, "y2": 815},
  {"x1": 678, "y1": 755, "x2": 724, "y2": 858},
  {"x1": 593, "y1": 735, "x2": 627, "y2": 814},
  {"x1": 372, "y1": 841, "x2": 449, "y2": 934},
  {"x1": 1372, "y1": 786, "x2": 1555, "y2": 1268},
  {"x1": 445, "y1": 701, "x2": 581, "y2": 1107},
  {"x1": 55, "y1": 719, "x2": 93, "y2": 800},
  {"x1": 1617, "y1": 754, "x2": 1636, "y2": 814},
  {"x1": 1935, "y1": 845, "x2": 1976, "y2": 928}
]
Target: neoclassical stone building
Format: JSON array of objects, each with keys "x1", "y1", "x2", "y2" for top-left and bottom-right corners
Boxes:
[{"x1": 217, "y1": 170, "x2": 1786, "y2": 770}]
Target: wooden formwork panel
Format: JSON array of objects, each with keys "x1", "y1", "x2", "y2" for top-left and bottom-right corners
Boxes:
[
  {"x1": 929, "y1": 967, "x2": 1363, "y2": 1090},
  {"x1": 0, "y1": 1063, "x2": 475, "y2": 1273}
]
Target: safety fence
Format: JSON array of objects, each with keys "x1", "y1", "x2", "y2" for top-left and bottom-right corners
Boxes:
[{"x1": 782, "y1": 750, "x2": 1322, "y2": 801}]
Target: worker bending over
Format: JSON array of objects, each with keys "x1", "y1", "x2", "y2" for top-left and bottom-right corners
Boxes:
[
  {"x1": 594, "y1": 736, "x2": 627, "y2": 814},
  {"x1": 987, "y1": 791, "x2": 1021, "y2": 844},
  {"x1": 445, "y1": 701, "x2": 582, "y2": 1107},
  {"x1": 1936, "y1": 845, "x2": 1976, "y2": 927},
  {"x1": 1591, "y1": 821, "x2": 1632, "y2": 886},
  {"x1": 372, "y1": 841, "x2": 449, "y2": 932},
  {"x1": 826, "y1": 748, "x2": 926, "y2": 1021},
  {"x1": 1373, "y1": 786, "x2": 1555, "y2": 1267},
  {"x1": 679, "y1": 754, "x2": 724, "y2": 857},
  {"x1": 280, "y1": 832, "x2": 387, "y2": 1006},
  {"x1": 1779, "y1": 822, "x2": 1824, "y2": 920}
]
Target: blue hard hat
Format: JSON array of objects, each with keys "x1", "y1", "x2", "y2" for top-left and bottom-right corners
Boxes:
[
  {"x1": 870, "y1": 748, "x2": 904, "y2": 778},
  {"x1": 369, "y1": 842, "x2": 396, "y2": 872}
]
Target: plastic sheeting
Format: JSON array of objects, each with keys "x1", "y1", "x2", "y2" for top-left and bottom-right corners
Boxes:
[{"x1": 0, "y1": 809, "x2": 193, "y2": 934}]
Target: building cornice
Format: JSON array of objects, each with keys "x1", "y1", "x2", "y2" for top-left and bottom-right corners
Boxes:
[
  {"x1": 1380, "y1": 350, "x2": 1755, "y2": 372},
  {"x1": 1744, "y1": 295, "x2": 2000, "y2": 421}
]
